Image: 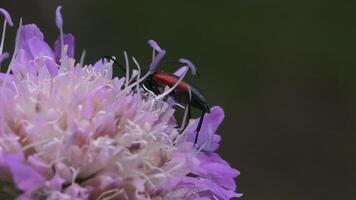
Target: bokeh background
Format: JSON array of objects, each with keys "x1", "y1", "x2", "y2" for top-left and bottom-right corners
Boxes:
[{"x1": 1, "y1": 0, "x2": 356, "y2": 199}]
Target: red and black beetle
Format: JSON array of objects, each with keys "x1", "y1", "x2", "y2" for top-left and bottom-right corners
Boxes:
[
  {"x1": 103, "y1": 41, "x2": 210, "y2": 144},
  {"x1": 144, "y1": 71, "x2": 210, "y2": 143}
]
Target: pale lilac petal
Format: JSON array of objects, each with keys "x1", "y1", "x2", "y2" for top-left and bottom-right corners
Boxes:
[
  {"x1": 54, "y1": 33, "x2": 75, "y2": 62},
  {"x1": 10, "y1": 49, "x2": 29, "y2": 74},
  {"x1": 193, "y1": 152, "x2": 239, "y2": 191},
  {"x1": 152, "y1": 176, "x2": 181, "y2": 196},
  {"x1": 28, "y1": 37, "x2": 55, "y2": 59},
  {"x1": 45, "y1": 59, "x2": 59, "y2": 77},
  {"x1": 55, "y1": 6, "x2": 63, "y2": 29},
  {"x1": 0, "y1": 153, "x2": 45, "y2": 191},
  {"x1": 18, "y1": 24, "x2": 44, "y2": 53},
  {"x1": 27, "y1": 155, "x2": 53, "y2": 178},
  {"x1": 178, "y1": 177, "x2": 242, "y2": 200},
  {"x1": 0, "y1": 8, "x2": 13, "y2": 26},
  {"x1": 17, "y1": 24, "x2": 54, "y2": 60},
  {"x1": 46, "y1": 173, "x2": 65, "y2": 191},
  {"x1": 94, "y1": 57, "x2": 108, "y2": 69},
  {"x1": 68, "y1": 128, "x2": 89, "y2": 147},
  {"x1": 83, "y1": 174, "x2": 123, "y2": 199},
  {"x1": 185, "y1": 106, "x2": 224, "y2": 152},
  {"x1": 28, "y1": 34, "x2": 58, "y2": 77},
  {"x1": 0, "y1": 72, "x2": 14, "y2": 82},
  {"x1": 64, "y1": 184, "x2": 90, "y2": 199}
]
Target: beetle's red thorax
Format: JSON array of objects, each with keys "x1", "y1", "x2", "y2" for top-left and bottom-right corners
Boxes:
[{"x1": 152, "y1": 72, "x2": 190, "y2": 91}]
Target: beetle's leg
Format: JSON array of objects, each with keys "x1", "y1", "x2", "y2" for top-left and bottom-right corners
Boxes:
[
  {"x1": 178, "y1": 91, "x2": 191, "y2": 135},
  {"x1": 188, "y1": 97, "x2": 192, "y2": 120},
  {"x1": 194, "y1": 111, "x2": 205, "y2": 144}
]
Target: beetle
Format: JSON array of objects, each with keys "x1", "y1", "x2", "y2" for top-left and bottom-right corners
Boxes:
[
  {"x1": 143, "y1": 70, "x2": 210, "y2": 143},
  {"x1": 103, "y1": 43, "x2": 210, "y2": 144}
]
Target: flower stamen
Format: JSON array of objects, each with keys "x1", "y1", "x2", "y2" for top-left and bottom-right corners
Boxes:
[
  {"x1": 0, "y1": 8, "x2": 13, "y2": 55},
  {"x1": 55, "y1": 6, "x2": 65, "y2": 63}
]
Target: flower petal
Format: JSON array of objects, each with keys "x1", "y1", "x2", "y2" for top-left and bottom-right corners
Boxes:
[
  {"x1": 0, "y1": 72, "x2": 14, "y2": 82},
  {"x1": 0, "y1": 152, "x2": 45, "y2": 191},
  {"x1": 46, "y1": 173, "x2": 65, "y2": 191},
  {"x1": 178, "y1": 176, "x2": 242, "y2": 200},
  {"x1": 193, "y1": 152, "x2": 240, "y2": 191},
  {"x1": 54, "y1": 33, "x2": 75, "y2": 63},
  {"x1": 17, "y1": 24, "x2": 54, "y2": 60},
  {"x1": 184, "y1": 106, "x2": 224, "y2": 152},
  {"x1": 64, "y1": 183, "x2": 90, "y2": 199}
]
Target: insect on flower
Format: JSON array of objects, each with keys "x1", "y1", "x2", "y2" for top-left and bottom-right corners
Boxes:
[
  {"x1": 104, "y1": 43, "x2": 210, "y2": 144},
  {"x1": 0, "y1": 5, "x2": 241, "y2": 200}
]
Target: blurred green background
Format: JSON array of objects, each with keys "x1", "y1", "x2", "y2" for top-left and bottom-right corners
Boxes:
[{"x1": 2, "y1": 0, "x2": 356, "y2": 199}]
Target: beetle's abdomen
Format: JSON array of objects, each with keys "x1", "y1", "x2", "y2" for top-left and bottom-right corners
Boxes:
[{"x1": 152, "y1": 72, "x2": 190, "y2": 91}]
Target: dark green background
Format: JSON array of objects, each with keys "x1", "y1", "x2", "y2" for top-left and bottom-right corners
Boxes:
[{"x1": 2, "y1": 0, "x2": 356, "y2": 199}]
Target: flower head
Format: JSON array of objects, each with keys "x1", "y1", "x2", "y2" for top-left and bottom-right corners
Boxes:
[{"x1": 0, "y1": 6, "x2": 241, "y2": 200}]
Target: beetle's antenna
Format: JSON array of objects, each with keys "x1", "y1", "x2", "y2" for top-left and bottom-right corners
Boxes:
[{"x1": 102, "y1": 56, "x2": 125, "y2": 72}]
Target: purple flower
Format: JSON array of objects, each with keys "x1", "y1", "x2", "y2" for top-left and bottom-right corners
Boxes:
[
  {"x1": 0, "y1": 6, "x2": 241, "y2": 200},
  {"x1": 165, "y1": 107, "x2": 242, "y2": 199}
]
